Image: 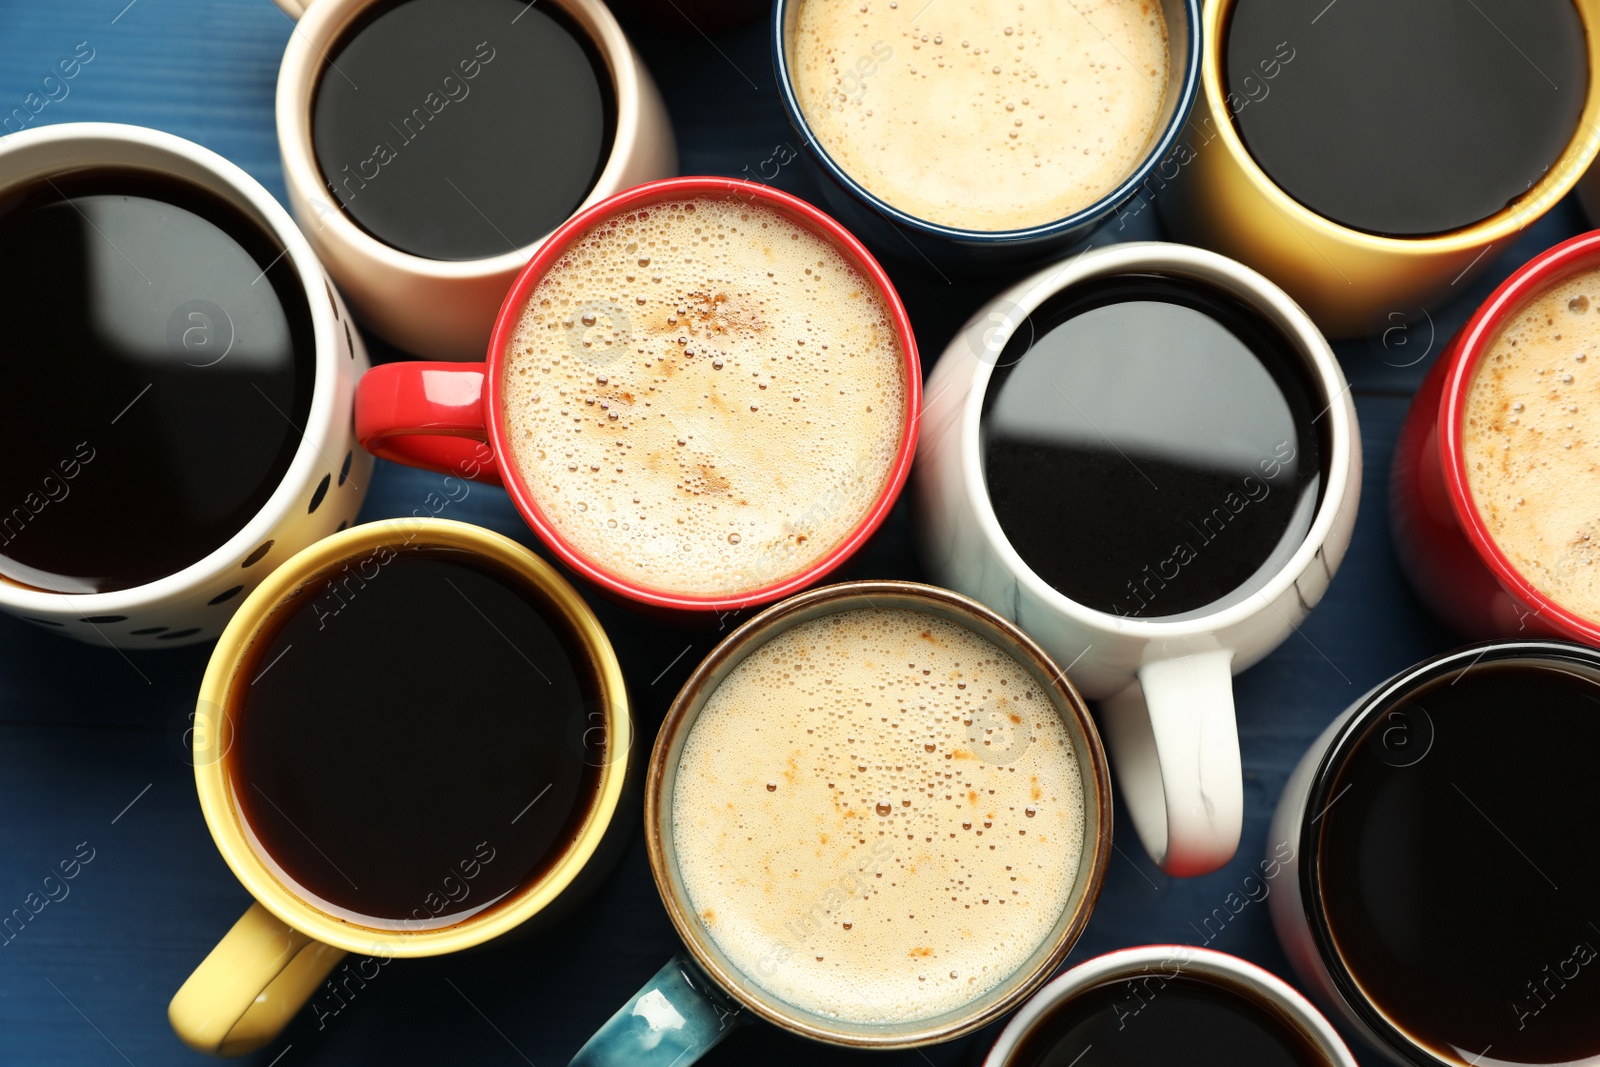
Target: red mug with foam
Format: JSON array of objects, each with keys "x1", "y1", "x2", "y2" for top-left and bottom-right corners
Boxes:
[
  {"x1": 1392, "y1": 229, "x2": 1600, "y2": 645},
  {"x1": 355, "y1": 176, "x2": 920, "y2": 617}
]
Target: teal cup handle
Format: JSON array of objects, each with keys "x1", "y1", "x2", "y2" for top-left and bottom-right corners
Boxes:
[{"x1": 570, "y1": 953, "x2": 746, "y2": 1066}]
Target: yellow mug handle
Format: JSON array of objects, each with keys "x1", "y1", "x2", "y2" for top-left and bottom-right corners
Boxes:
[{"x1": 169, "y1": 903, "x2": 346, "y2": 1056}]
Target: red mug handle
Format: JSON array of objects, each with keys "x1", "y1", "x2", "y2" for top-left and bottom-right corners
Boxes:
[{"x1": 355, "y1": 362, "x2": 502, "y2": 486}]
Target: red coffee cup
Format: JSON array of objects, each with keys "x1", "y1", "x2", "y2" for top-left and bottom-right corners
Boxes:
[
  {"x1": 1392, "y1": 229, "x2": 1600, "y2": 646},
  {"x1": 355, "y1": 176, "x2": 921, "y2": 617}
]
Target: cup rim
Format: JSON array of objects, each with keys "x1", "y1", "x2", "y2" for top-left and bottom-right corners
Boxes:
[
  {"x1": 1196, "y1": 0, "x2": 1600, "y2": 252},
  {"x1": 642, "y1": 579, "x2": 1112, "y2": 1048},
  {"x1": 1438, "y1": 228, "x2": 1600, "y2": 646},
  {"x1": 481, "y1": 175, "x2": 923, "y2": 614},
  {"x1": 0, "y1": 121, "x2": 346, "y2": 616},
  {"x1": 192, "y1": 517, "x2": 633, "y2": 958},
  {"x1": 953, "y1": 240, "x2": 1357, "y2": 638},
  {"x1": 275, "y1": 0, "x2": 646, "y2": 282},
  {"x1": 981, "y1": 944, "x2": 1359, "y2": 1066},
  {"x1": 1295, "y1": 639, "x2": 1600, "y2": 1067},
  {"x1": 769, "y1": 0, "x2": 1204, "y2": 241}
]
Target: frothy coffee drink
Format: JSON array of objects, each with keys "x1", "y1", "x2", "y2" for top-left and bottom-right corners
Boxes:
[
  {"x1": 1464, "y1": 269, "x2": 1600, "y2": 623},
  {"x1": 503, "y1": 197, "x2": 908, "y2": 598},
  {"x1": 790, "y1": 0, "x2": 1169, "y2": 231},
  {"x1": 672, "y1": 607, "x2": 1084, "y2": 1024}
]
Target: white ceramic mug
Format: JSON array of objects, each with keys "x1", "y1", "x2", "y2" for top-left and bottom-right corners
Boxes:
[
  {"x1": 0, "y1": 122, "x2": 371, "y2": 649},
  {"x1": 273, "y1": 0, "x2": 676, "y2": 361},
  {"x1": 912, "y1": 241, "x2": 1360, "y2": 877},
  {"x1": 981, "y1": 945, "x2": 1359, "y2": 1066}
]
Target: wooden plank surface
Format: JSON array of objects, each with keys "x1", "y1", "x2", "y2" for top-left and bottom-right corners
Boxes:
[{"x1": 0, "y1": 2, "x2": 1575, "y2": 1064}]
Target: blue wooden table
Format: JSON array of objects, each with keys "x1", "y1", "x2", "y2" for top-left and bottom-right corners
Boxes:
[{"x1": 0, "y1": 2, "x2": 1582, "y2": 1064}]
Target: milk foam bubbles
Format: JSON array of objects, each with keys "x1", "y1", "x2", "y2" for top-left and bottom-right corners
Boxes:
[
  {"x1": 502, "y1": 197, "x2": 908, "y2": 598},
  {"x1": 791, "y1": 0, "x2": 1170, "y2": 231},
  {"x1": 671, "y1": 607, "x2": 1084, "y2": 1024},
  {"x1": 1465, "y1": 271, "x2": 1600, "y2": 625}
]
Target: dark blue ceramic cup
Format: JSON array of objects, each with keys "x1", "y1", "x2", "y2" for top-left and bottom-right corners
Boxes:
[{"x1": 770, "y1": 0, "x2": 1201, "y2": 274}]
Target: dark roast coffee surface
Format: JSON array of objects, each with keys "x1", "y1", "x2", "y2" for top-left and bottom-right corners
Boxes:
[
  {"x1": 0, "y1": 168, "x2": 314, "y2": 594},
  {"x1": 982, "y1": 275, "x2": 1322, "y2": 619},
  {"x1": 1318, "y1": 658, "x2": 1600, "y2": 1065},
  {"x1": 232, "y1": 548, "x2": 601, "y2": 928},
  {"x1": 312, "y1": 0, "x2": 613, "y2": 261},
  {"x1": 1010, "y1": 974, "x2": 1326, "y2": 1067},
  {"x1": 1226, "y1": 0, "x2": 1587, "y2": 236}
]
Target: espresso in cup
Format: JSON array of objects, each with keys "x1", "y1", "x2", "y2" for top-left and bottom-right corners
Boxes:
[
  {"x1": 1462, "y1": 269, "x2": 1600, "y2": 624},
  {"x1": 672, "y1": 605, "x2": 1084, "y2": 1023},
  {"x1": 0, "y1": 167, "x2": 314, "y2": 594},
  {"x1": 313, "y1": 0, "x2": 613, "y2": 261},
  {"x1": 502, "y1": 194, "x2": 910, "y2": 599},
  {"x1": 1311, "y1": 652, "x2": 1600, "y2": 1065},
  {"x1": 790, "y1": 0, "x2": 1170, "y2": 231},
  {"x1": 234, "y1": 543, "x2": 601, "y2": 928},
  {"x1": 982, "y1": 273, "x2": 1324, "y2": 619},
  {"x1": 1226, "y1": 0, "x2": 1586, "y2": 237}
]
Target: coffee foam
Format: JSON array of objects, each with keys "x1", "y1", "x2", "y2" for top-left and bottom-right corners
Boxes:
[
  {"x1": 791, "y1": 0, "x2": 1169, "y2": 232},
  {"x1": 1465, "y1": 270, "x2": 1600, "y2": 624},
  {"x1": 671, "y1": 607, "x2": 1084, "y2": 1025},
  {"x1": 502, "y1": 198, "x2": 908, "y2": 599}
]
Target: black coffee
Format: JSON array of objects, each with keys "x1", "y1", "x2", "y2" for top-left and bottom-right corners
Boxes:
[
  {"x1": 981, "y1": 275, "x2": 1323, "y2": 619},
  {"x1": 0, "y1": 168, "x2": 314, "y2": 594},
  {"x1": 1226, "y1": 0, "x2": 1587, "y2": 236},
  {"x1": 1010, "y1": 973, "x2": 1326, "y2": 1067},
  {"x1": 231, "y1": 546, "x2": 602, "y2": 929},
  {"x1": 312, "y1": 0, "x2": 614, "y2": 261},
  {"x1": 1317, "y1": 655, "x2": 1600, "y2": 1065}
]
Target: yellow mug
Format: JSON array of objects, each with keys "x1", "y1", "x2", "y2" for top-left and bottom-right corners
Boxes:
[
  {"x1": 1162, "y1": 0, "x2": 1600, "y2": 338},
  {"x1": 167, "y1": 518, "x2": 634, "y2": 1056}
]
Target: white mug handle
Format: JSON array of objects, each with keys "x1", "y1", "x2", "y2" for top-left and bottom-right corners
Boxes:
[
  {"x1": 272, "y1": 0, "x2": 309, "y2": 18},
  {"x1": 1100, "y1": 649, "x2": 1241, "y2": 877}
]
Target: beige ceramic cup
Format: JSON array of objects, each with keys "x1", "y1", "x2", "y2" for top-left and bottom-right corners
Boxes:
[{"x1": 273, "y1": 0, "x2": 676, "y2": 360}]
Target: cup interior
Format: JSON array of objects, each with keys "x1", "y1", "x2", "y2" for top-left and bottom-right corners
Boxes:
[
  {"x1": 279, "y1": 0, "x2": 633, "y2": 274},
  {"x1": 0, "y1": 123, "x2": 341, "y2": 617},
  {"x1": 962, "y1": 244, "x2": 1352, "y2": 634},
  {"x1": 484, "y1": 176, "x2": 922, "y2": 614},
  {"x1": 773, "y1": 0, "x2": 1200, "y2": 239},
  {"x1": 644, "y1": 581, "x2": 1110, "y2": 1047},
  {"x1": 1440, "y1": 230, "x2": 1600, "y2": 645},
  {"x1": 1298, "y1": 640, "x2": 1600, "y2": 1067},
  {"x1": 986, "y1": 946, "x2": 1355, "y2": 1066},
  {"x1": 1203, "y1": 0, "x2": 1600, "y2": 246},
  {"x1": 194, "y1": 518, "x2": 632, "y2": 958}
]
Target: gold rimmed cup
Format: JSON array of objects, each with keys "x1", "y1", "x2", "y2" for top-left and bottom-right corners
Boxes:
[
  {"x1": 571, "y1": 581, "x2": 1111, "y2": 1066},
  {"x1": 168, "y1": 518, "x2": 633, "y2": 1056}
]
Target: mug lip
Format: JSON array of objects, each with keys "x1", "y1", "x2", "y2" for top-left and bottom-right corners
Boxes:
[
  {"x1": 1439, "y1": 228, "x2": 1600, "y2": 646},
  {"x1": 275, "y1": 0, "x2": 646, "y2": 282},
  {"x1": 0, "y1": 121, "x2": 345, "y2": 616},
  {"x1": 954, "y1": 240, "x2": 1356, "y2": 639},
  {"x1": 192, "y1": 517, "x2": 633, "y2": 958},
  {"x1": 981, "y1": 944, "x2": 1359, "y2": 1066},
  {"x1": 769, "y1": 0, "x2": 1203, "y2": 242},
  {"x1": 642, "y1": 579, "x2": 1113, "y2": 1048},
  {"x1": 1197, "y1": 0, "x2": 1600, "y2": 252},
  {"x1": 1296, "y1": 638, "x2": 1600, "y2": 1067},
  {"x1": 481, "y1": 175, "x2": 923, "y2": 615}
]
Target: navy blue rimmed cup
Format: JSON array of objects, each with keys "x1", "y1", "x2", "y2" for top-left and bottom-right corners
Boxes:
[{"x1": 770, "y1": 0, "x2": 1201, "y2": 273}]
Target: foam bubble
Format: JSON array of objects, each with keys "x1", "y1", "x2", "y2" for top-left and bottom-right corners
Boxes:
[
  {"x1": 1465, "y1": 270, "x2": 1600, "y2": 624},
  {"x1": 502, "y1": 197, "x2": 908, "y2": 598},
  {"x1": 672, "y1": 607, "x2": 1084, "y2": 1025},
  {"x1": 791, "y1": 0, "x2": 1170, "y2": 231}
]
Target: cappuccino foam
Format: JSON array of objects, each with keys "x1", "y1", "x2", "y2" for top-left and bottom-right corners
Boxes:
[
  {"x1": 672, "y1": 607, "x2": 1085, "y2": 1025},
  {"x1": 1464, "y1": 269, "x2": 1600, "y2": 624},
  {"x1": 503, "y1": 197, "x2": 908, "y2": 598},
  {"x1": 791, "y1": 0, "x2": 1169, "y2": 231}
]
